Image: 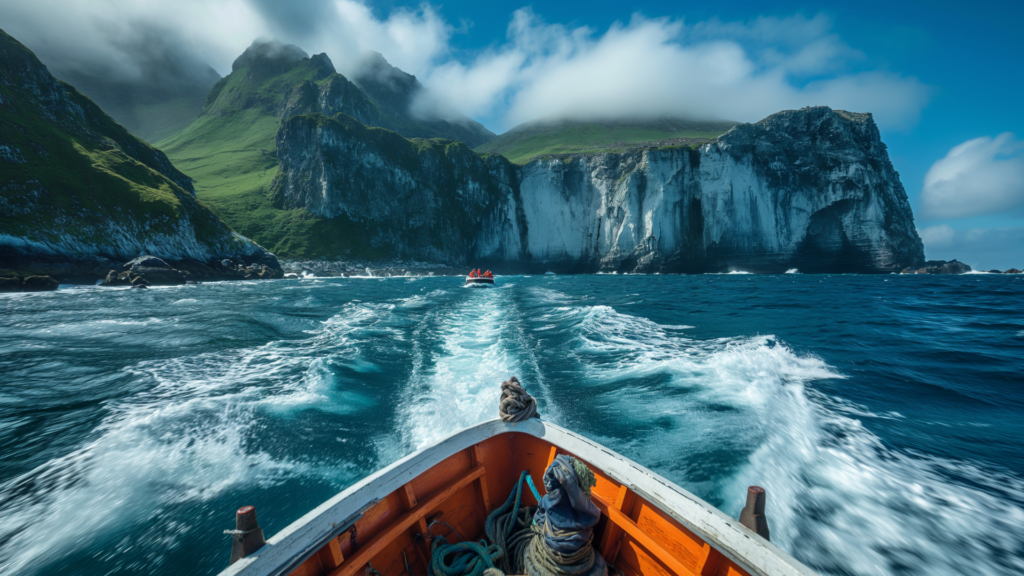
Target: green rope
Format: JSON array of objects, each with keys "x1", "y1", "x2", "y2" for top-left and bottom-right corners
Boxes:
[
  {"x1": 570, "y1": 458, "x2": 596, "y2": 499},
  {"x1": 485, "y1": 471, "x2": 537, "y2": 574},
  {"x1": 429, "y1": 535, "x2": 502, "y2": 576}
]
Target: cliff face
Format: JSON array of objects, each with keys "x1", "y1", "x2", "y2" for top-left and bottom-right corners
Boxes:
[
  {"x1": 274, "y1": 114, "x2": 519, "y2": 263},
  {"x1": 0, "y1": 29, "x2": 274, "y2": 266},
  {"x1": 275, "y1": 107, "x2": 924, "y2": 273}
]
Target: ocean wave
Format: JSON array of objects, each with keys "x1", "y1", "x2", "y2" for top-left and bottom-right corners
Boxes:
[
  {"x1": 555, "y1": 302, "x2": 1024, "y2": 576},
  {"x1": 0, "y1": 297, "x2": 407, "y2": 574}
]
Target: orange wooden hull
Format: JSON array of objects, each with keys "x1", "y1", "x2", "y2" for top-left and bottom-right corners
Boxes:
[
  {"x1": 220, "y1": 420, "x2": 813, "y2": 576},
  {"x1": 292, "y1": 436, "x2": 747, "y2": 576}
]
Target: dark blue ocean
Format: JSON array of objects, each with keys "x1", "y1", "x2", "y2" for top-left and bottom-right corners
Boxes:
[{"x1": 1, "y1": 274, "x2": 1022, "y2": 576}]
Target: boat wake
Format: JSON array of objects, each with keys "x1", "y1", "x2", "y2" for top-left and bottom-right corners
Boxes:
[{"x1": 392, "y1": 283, "x2": 552, "y2": 454}]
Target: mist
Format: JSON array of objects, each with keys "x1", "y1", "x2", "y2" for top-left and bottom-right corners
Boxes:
[{"x1": 0, "y1": 0, "x2": 932, "y2": 135}]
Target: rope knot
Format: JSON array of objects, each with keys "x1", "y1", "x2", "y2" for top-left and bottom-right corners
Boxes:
[{"x1": 499, "y1": 376, "x2": 540, "y2": 423}]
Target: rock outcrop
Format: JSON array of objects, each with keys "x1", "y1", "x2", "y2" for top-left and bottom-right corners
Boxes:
[
  {"x1": 0, "y1": 274, "x2": 58, "y2": 292},
  {"x1": 901, "y1": 260, "x2": 973, "y2": 274},
  {"x1": 275, "y1": 106, "x2": 925, "y2": 273},
  {"x1": 100, "y1": 254, "x2": 284, "y2": 287}
]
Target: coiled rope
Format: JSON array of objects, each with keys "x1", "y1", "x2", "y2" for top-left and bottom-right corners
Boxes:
[
  {"x1": 499, "y1": 376, "x2": 540, "y2": 422},
  {"x1": 484, "y1": 471, "x2": 542, "y2": 574},
  {"x1": 429, "y1": 535, "x2": 502, "y2": 576},
  {"x1": 429, "y1": 381, "x2": 605, "y2": 576}
]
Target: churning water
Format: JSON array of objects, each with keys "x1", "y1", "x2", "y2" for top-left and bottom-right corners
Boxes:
[{"x1": 1, "y1": 274, "x2": 1022, "y2": 575}]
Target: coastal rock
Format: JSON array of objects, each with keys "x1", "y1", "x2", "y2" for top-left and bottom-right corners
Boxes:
[
  {"x1": 901, "y1": 259, "x2": 972, "y2": 274},
  {"x1": 275, "y1": 106, "x2": 924, "y2": 273},
  {"x1": 1006, "y1": 268, "x2": 1022, "y2": 274},
  {"x1": 0, "y1": 276, "x2": 23, "y2": 292},
  {"x1": 128, "y1": 266, "x2": 186, "y2": 286},
  {"x1": 21, "y1": 275, "x2": 58, "y2": 291},
  {"x1": 101, "y1": 270, "x2": 130, "y2": 286}
]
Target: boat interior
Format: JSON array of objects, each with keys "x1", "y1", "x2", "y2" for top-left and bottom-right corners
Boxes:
[{"x1": 283, "y1": 429, "x2": 754, "y2": 576}]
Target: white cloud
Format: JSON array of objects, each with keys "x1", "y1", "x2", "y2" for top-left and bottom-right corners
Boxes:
[
  {"x1": 0, "y1": 1, "x2": 932, "y2": 132},
  {"x1": 921, "y1": 133, "x2": 1024, "y2": 219},
  {"x1": 918, "y1": 224, "x2": 956, "y2": 249},
  {"x1": 415, "y1": 10, "x2": 931, "y2": 130}
]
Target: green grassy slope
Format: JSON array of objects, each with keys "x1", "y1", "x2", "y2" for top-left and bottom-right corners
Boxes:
[
  {"x1": 476, "y1": 118, "x2": 738, "y2": 164},
  {"x1": 157, "y1": 47, "x2": 374, "y2": 259},
  {"x1": 0, "y1": 28, "x2": 235, "y2": 252},
  {"x1": 158, "y1": 40, "x2": 492, "y2": 260}
]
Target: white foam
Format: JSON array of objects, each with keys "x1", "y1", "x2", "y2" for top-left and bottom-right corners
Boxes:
[
  {"x1": 0, "y1": 300, "x2": 400, "y2": 573},
  {"x1": 562, "y1": 303, "x2": 1024, "y2": 576},
  {"x1": 393, "y1": 287, "x2": 551, "y2": 454},
  {"x1": 786, "y1": 268, "x2": 800, "y2": 274}
]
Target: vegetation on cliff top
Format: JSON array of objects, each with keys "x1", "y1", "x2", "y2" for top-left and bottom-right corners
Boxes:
[{"x1": 475, "y1": 118, "x2": 738, "y2": 164}]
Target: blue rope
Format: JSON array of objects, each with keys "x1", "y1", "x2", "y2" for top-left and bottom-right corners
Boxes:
[
  {"x1": 429, "y1": 535, "x2": 502, "y2": 576},
  {"x1": 525, "y1": 473, "x2": 543, "y2": 504}
]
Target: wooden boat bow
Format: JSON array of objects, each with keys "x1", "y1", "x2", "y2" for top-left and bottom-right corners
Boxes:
[{"x1": 217, "y1": 419, "x2": 817, "y2": 576}]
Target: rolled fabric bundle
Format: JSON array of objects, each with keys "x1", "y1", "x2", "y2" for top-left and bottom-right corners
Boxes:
[
  {"x1": 499, "y1": 376, "x2": 540, "y2": 422},
  {"x1": 525, "y1": 456, "x2": 607, "y2": 576}
]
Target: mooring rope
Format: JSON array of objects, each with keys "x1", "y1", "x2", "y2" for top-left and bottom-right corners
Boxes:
[
  {"x1": 485, "y1": 471, "x2": 539, "y2": 574},
  {"x1": 429, "y1": 535, "x2": 502, "y2": 576},
  {"x1": 499, "y1": 376, "x2": 540, "y2": 422}
]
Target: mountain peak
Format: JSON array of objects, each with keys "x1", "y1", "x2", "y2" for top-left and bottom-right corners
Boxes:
[{"x1": 232, "y1": 39, "x2": 309, "y2": 73}]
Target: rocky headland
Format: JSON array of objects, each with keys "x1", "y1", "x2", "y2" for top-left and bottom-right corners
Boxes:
[{"x1": 275, "y1": 106, "x2": 926, "y2": 273}]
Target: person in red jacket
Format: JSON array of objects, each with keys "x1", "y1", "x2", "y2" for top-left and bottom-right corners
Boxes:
[
  {"x1": 484, "y1": 270, "x2": 493, "y2": 278},
  {"x1": 469, "y1": 269, "x2": 478, "y2": 278}
]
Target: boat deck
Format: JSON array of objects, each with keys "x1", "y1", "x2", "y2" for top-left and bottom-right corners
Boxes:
[{"x1": 219, "y1": 419, "x2": 815, "y2": 576}]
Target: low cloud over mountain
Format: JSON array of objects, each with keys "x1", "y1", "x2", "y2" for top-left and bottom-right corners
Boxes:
[{"x1": 1, "y1": 1, "x2": 930, "y2": 132}]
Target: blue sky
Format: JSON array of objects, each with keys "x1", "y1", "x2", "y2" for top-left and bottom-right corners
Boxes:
[{"x1": 3, "y1": 0, "x2": 1022, "y2": 268}]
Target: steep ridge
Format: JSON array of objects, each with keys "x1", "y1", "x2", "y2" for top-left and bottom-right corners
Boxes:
[
  {"x1": 351, "y1": 52, "x2": 495, "y2": 147},
  {"x1": 0, "y1": 29, "x2": 275, "y2": 279},
  {"x1": 160, "y1": 39, "x2": 496, "y2": 258},
  {"x1": 275, "y1": 106, "x2": 924, "y2": 273}
]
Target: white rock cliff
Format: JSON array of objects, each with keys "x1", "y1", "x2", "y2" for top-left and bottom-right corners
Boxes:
[{"x1": 275, "y1": 107, "x2": 924, "y2": 273}]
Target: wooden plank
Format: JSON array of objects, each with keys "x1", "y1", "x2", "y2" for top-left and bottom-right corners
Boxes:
[
  {"x1": 399, "y1": 483, "x2": 431, "y2": 570},
  {"x1": 593, "y1": 493, "x2": 698, "y2": 576},
  {"x1": 619, "y1": 537, "x2": 673, "y2": 576},
  {"x1": 635, "y1": 502, "x2": 706, "y2": 569},
  {"x1": 545, "y1": 445, "x2": 558, "y2": 471},
  {"x1": 471, "y1": 445, "x2": 492, "y2": 512},
  {"x1": 700, "y1": 545, "x2": 722, "y2": 576},
  {"x1": 316, "y1": 537, "x2": 345, "y2": 571},
  {"x1": 329, "y1": 465, "x2": 486, "y2": 576},
  {"x1": 599, "y1": 484, "x2": 632, "y2": 562}
]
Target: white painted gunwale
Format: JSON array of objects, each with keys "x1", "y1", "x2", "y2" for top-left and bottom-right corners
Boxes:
[{"x1": 217, "y1": 419, "x2": 817, "y2": 576}]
